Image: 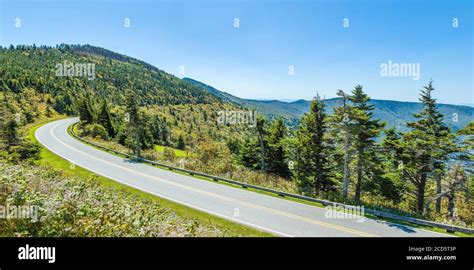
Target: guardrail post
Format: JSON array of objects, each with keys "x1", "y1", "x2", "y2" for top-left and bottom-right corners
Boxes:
[{"x1": 373, "y1": 211, "x2": 383, "y2": 219}]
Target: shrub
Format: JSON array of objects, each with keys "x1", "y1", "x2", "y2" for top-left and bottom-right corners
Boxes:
[
  {"x1": 7, "y1": 141, "x2": 41, "y2": 162},
  {"x1": 81, "y1": 124, "x2": 108, "y2": 140},
  {"x1": 162, "y1": 147, "x2": 176, "y2": 162},
  {"x1": 0, "y1": 161, "x2": 235, "y2": 237}
]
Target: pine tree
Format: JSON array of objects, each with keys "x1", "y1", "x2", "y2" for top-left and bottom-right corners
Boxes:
[
  {"x1": 125, "y1": 91, "x2": 141, "y2": 158},
  {"x1": 330, "y1": 89, "x2": 356, "y2": 199},
  {"x1": 349, "y1": 85, "x2": 385, "y2": 203},
  {"x1": 176, "y1": 134, "x2": 185, "y2": 150},
  {"x1": 401, "y1": 80, "x2": 455, "y2": 214},
  {"x1": 78, "y1": 98, "x2": 94, "y2": 124},
  {"x1": 372, "y1": 128, "x2": 406, "y2": 204},
  {"x1": 256, "y1": 116, "x2": 267, "y2": 173},
  {"x1": 4, "y1": 118, "x2": 19, "y2": 149},
  {"x1": 296, "y1": 95, "x2": 335, "y2": 196},
  {"x1": 97, "y1": 102, "x2": 115, "y2": 138},
  {"x1": 161, "y1": 119, "x2": 169, "y2": 146},
  {"x1": 267, "y1": 118, "x2": 290, "y2": 178},
  {"x1": 150, "y1": 115, "x2": 161, "y2": 144},
  {"x1": 457, "y1": 121, "x2": 473, "y2": 169},
  {"x1": 239, "y1": 137, "x2": 261, "y2": 170}
]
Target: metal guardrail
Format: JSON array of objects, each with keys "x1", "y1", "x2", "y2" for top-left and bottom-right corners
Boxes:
[{"x1": 69, "y1": 122, "x2": 474, "y2": 235}]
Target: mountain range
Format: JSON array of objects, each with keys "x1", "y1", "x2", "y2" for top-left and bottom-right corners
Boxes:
[{"x1": 183, "y1": 78, "x2": 473, "y2": 131}]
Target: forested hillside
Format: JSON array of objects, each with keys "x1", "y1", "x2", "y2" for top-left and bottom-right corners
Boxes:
[
  {"x1": 0, "y1": 44, "x2": 243, "y2": 151},
  {"x1": 0, "y1": 44, "x2": 219, "y2": 112},
  {"x1": 0, "y1": 44, "x2": 472, "y2": 230},
  {"x1": 0, "y1": 45, "x2": 261, "y2": 237}
]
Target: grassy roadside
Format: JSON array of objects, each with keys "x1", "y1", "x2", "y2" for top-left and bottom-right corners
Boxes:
[
  {"x1": 27, "y1": 117, "x2": 273, "y2": 237},
  {"x1": 154, "y1": 145, "x2": 188, "y2": 158},
  {"x1": 68, "y1": 122, "x2": 474, "y2": 237}
]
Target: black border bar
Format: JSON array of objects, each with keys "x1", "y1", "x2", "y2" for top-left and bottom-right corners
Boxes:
[{"x1": 0, "y1": 237, "x2": 472, "y2": 266}]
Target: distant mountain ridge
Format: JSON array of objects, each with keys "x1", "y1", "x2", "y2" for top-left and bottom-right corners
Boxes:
[{"x1": 183, "y1": 78, "x2": 473, "y2": 131}]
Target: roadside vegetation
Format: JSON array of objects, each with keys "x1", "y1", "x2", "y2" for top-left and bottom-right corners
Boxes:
[
  {"x1": 1, "y1": 44, "x2": 472, "y2": 231},
  {"x1": 76, "y1": 83, "x2": 474, "y2": 229},
  {"x1": 0, "y1": 54, "x2": 270, "y2": 237},
  {"x1": 0, "y1": 116, "x2": 271, "y2": 237},
  {"x1": 0, "y1": 160, "x2": 252, "y2": 237}
]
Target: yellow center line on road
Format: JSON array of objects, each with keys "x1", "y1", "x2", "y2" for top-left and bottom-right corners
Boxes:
[{"x1": 46, "y1": 120, "x2": 378, "y2": 237}]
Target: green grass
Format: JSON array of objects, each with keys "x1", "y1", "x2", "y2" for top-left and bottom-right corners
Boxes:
[
  {"x1": 27, "y1": 118, "x2": 273, "y2": 237},
  {"x1": 154, "y1": 145, "x2": 188, "y2": 158}
]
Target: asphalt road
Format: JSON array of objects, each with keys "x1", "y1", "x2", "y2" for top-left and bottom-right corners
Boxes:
[{"x1": 35, "y1": 118, "x2": 448, "y2": 237}]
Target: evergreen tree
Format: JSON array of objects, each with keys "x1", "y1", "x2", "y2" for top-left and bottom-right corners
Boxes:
[
  {"x1": 78, "y1": 98, "x2": 94, "y2": 123},
  {"x1": 226, "y1": 137, "x2": 241, "y2": 155},
  {"x1": 256, "y1": 116, "x2": 267, "y2": 173},
  {"x1": 4, "y1": 118, "x2": 19, "y2": 149},
  {"x1": 370, "y1": 128, "x2": 406, "y2": 204},
  {"x1": 239, "y1": 137, "x2": 261, "y2": 170},
  {"x1": 296, "y1": 95, "x2": 336, "y2": 196},
  {"x1": 405, "y1": 80, "x2": 453, "y2": 213},
  {"x1": 161, "y1": 119, "x2": 169, "y2": 146},
  {"x1": 176, "y1": 134, "x2": 186, "y2": 150},
  {"x1": 97, "y1": 102, "x2": 115, "y2": 138},
  {"x1": 457, "y1": 121, "x2": 474, "y2": 173},
  {"x1": 330, "y1": 90, "x2": 356, "y2": 199},
  {"x1": 138, "y1": 112, "x2": 154, "y2": 150},
  {"x1": 401, "y1": 80, "x2": 455, "y2": 214},
  {"x1": 125, "y1": 91, "x2": 141, "y2": 158},
  {"x1": 267, "y1": 118, "x2": 290, "y2": 178},
  {"x1": 1, "y1": 116, "x2": 40, "y2": 162},
  {"x1": 150, "y1": 115, "x2": 161, "y2": 144},
  {"x1": 349, "y1": 85, "x2": 385, "y2": 203}
]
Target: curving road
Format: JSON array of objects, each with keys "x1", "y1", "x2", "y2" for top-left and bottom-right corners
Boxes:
[{"x1": 35, "y1": 118, "x2": 448, "y2": 237}]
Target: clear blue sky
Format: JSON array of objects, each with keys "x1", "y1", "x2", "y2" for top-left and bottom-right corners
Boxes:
[{"x1": 1, "y1": 0, "x2": 472, "y2": 104}]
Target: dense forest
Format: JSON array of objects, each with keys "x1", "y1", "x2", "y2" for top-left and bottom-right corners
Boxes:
[{"x1": 0, "y1": 45, "x2": 472, "y2": 229}]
